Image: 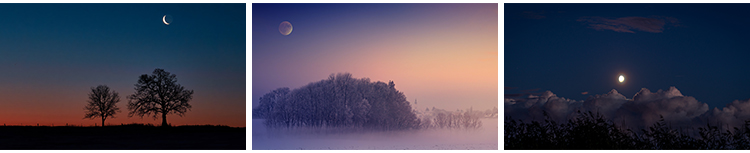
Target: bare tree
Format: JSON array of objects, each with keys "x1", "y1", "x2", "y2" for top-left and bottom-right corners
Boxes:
[
  {"x1": 128, "y1": 68, "x2": 194, "y2": 127},
  {"x1": 84, "y1": 85, "x2": 121, "y2": 126}
]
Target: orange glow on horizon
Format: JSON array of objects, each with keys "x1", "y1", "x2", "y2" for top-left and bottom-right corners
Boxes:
[{"x1": 0, "y1": 87, "x2": 245, "y2": 127}]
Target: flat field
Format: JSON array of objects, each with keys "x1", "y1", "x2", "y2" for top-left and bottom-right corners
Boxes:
[{"x1": 0, "y1": 125, "x2": 245, "y2": 149}]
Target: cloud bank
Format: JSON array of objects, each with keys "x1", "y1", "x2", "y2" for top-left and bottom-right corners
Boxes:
[
  {"x1": 700, "y1": 99, "x2": 750, "y2": 129},
  {"x1": 615, "y1": 87, "x2": 708, "y2": 128},
  {"x1": 577, "y1": 16, "x2": 679, "y2": 33},
  {"x1": 505, "y1": 91, "x2": 582, "y2": 122},
  {"x1": 505, "y1": 86, "x2": 746, "y2": 130}
]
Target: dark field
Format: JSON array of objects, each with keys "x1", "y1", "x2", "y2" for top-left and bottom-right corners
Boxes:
[{"x1": 0, "y1": 125, "x2": 245, "y2": 149}]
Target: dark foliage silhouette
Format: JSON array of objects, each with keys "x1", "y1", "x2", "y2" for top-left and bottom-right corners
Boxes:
[
  {"x1": 253, "y1": 73, "x2": 420, "y2": 130},
  {"x1": 84, "y1": 85, "x2": 121, "y2": 126},
  {"x1": 128, "y1": 68, "x2": 194, "y2": 127},
  {"x1": 505, "y1": 111, "x2": 750, "y2": 149}
]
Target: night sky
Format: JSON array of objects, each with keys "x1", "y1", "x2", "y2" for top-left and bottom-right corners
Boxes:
[
  {"x1": 253, "y1": 3, "x2": 498, "y2": 112},
  {"x1": 505, "y1": 3, "x2": 750, "y2": 109},
  {"x1": 0, "y1": 4, "x2": 245, "y2": 127}
]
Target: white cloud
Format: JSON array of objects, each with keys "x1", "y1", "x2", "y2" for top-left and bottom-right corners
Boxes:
[
  {"x1": 506, "y1": 86, "x2": 711, "y2": 130},
  {"x1": 614, "y1": 87, "x2": 708, "y2": 129},
  {"x1": 504, "y1": 90, "x2": 582, "y2": 122},
  {"x1": 583, "y1": 89, "x2": 627, "y2": 120},
  {"x1": 632, "y1": 86, "x2": 684, "y2": 102},
  {"x1": 701, "y1": 99, "x2": 750, "y2": 130}
]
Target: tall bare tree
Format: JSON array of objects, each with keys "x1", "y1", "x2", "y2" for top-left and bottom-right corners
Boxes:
[
  {"x1": 128, "y1": 68, "x2": 194, "y2": 127},
  {"x1": 84, "y1": 85, "x2": 121, "y2": 126}
]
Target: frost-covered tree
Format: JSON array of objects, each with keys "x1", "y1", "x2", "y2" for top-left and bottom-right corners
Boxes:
[
  {"x1": 253, "y1": 87, "x2": 290, "y2": 118},
  {"x1": 256, "y1": 72, "x2": 420, "y2": 130},
  {"x1": 352, "y1": 98, "x2": 371, "y2": 127}
]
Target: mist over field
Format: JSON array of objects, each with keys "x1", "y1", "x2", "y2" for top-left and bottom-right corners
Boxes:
[{"x1": 252, "y1": 118, "x2": 497, "y2": 150}]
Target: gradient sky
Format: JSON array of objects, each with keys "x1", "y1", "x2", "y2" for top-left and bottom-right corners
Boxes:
[
  {"x1": 505, "y1": 3, "x2": 750, "y2": 109},
  {"x1": 252, "y1": 4, "x2": 498, "y2": 112},
  {"x1": 0, "y1": 4, "x2": 245, "y2": 127}
]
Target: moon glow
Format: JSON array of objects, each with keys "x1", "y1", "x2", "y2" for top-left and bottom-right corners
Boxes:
[
  {"x1": 619, "y1": 75, "x2": 625, "y2": 83},
  {"x1": 279, "y1": 21, "x2": 293, "y2": 36}
]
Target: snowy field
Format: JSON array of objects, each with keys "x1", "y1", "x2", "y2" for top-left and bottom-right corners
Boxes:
[{"x1": 251, "y1": 118, "x2": 498, "y2": 150}]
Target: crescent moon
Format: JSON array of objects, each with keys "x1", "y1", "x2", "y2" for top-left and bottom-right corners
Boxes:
[
  {"x1": 279, "y1": 21, "x2": 292, "y2": 35},
  {"x1": 162, "y1": 15, "x2": 169, "y2": 25}
]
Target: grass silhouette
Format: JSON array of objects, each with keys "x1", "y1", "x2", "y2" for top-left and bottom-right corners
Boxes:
[{"x1": 505, "y1": 111, "x2": 750, "y2": 149}]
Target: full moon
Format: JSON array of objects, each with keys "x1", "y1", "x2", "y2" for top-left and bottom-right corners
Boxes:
[
  {"x1": 619, "y1": 75, "x2": 625, "y2": 83},
  {"x1": 279, "y1": 21, "x2": 293, "y2": 36}
]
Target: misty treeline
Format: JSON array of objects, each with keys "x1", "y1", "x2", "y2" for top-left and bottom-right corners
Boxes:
[
  {"x1": 253, "y1": 73, "x2": 492, "y2": 131},
  {"x1": 505, "y1": 111, "x2": 750, "y2": 149},
  {"x1": 254, "y1": 73, "x2": 419, "y2": 130},
  {"x1": 418, "y1": 107, "x2": 495, "y2": 129}
]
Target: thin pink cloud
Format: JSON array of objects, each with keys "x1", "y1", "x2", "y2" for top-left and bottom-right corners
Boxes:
[{"x1": 578, "y1": 16, "x2": 677, "y2": 33}]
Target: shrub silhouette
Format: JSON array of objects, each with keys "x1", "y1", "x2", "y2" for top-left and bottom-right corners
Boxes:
[
  {"x1": 505, "y1": 111, "x2": 750, "y2": 150},
  {"x1": 640, "y1": 116, "x2": 700, "y2": 149}
]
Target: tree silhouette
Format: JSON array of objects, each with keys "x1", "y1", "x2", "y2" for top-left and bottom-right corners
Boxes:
[
  {"x1": 127, "y1": 68, "x2": 194, "y2": 127},
  {"x1": 84, "y1": 85, "x2": 121, "y2": 126}
]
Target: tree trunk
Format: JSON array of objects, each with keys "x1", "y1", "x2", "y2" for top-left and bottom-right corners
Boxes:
[
  {"x1": 162, "y1": 113, "x2": 169, "y2": 127},
  {"x1": 102, "y1": 119, "x2": 105, "y2": 127}
]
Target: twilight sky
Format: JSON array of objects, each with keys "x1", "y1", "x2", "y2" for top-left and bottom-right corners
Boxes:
[
  {"x1": 252, "y1": 3, "x2": 498, "y2": 112},
  {"x1": 0, "y1": 4, "x2": 245, "y2": 127},
  {"x1": 505, "y1": 3, "x2": 750, "y2": 129}
]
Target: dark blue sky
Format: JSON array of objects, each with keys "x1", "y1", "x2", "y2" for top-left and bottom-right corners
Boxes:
[
  {"x1": 505, "y1": 4, "x2": 750, "y2": 109},
  {"x1": 0, "y1": 4, "x2": 245, "y2": 127}
]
